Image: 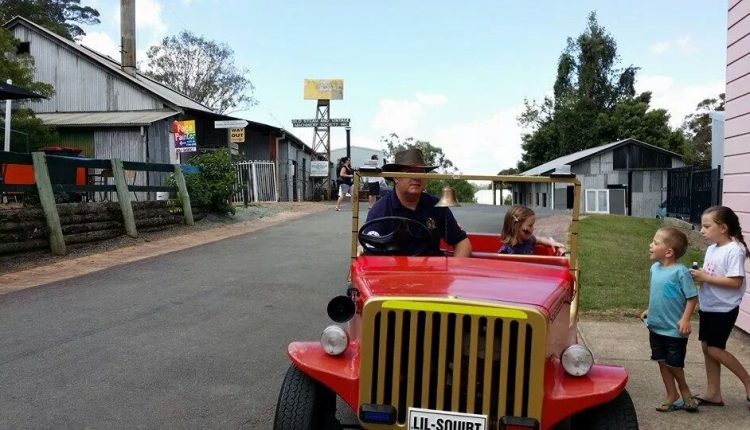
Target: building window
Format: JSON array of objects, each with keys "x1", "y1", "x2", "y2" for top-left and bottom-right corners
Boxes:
[
  {"x1": 543, "y1": 193, "x2": 547, "y2": 207},
  {"x1": 17, "y1": 42, "x2": 30, "y2": 55},
  {"x1": 536, "y1": 193, "x2": 540, "y2": 205}
]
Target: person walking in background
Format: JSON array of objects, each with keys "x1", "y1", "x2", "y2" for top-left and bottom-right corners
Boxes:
[
  {"x1": 689, "y1": 206, "x2": 750, "y2": 410},
  {"x1": 335, "y1": 157, "x2": 353, "y2": 211},
  {"x1": 498, "y1": 205, "x2": 566, "y2": 255},
  {"x1": 360, "y1": 154, "x2": 381, "y2": 209},
  {"x1": 640, "y1": 227, "x2": 699, "y2": 412}
]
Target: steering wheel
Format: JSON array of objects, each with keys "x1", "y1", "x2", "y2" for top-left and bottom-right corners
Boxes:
[{"x1": 358, "y1": 216, "x2": 433, "y2": 256}]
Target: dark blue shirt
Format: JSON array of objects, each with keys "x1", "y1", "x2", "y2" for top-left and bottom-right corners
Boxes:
[
  {"x1": 498, "y1": 236, "x2": 537, "y2": 254},
  {"x1": 364, "y1": 190, "x2": 467, "y2": 256}
]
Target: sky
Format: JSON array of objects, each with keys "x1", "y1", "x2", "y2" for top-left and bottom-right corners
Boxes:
[{"x1": 78, "y1": 0, "x2": 728, "y2": 174}]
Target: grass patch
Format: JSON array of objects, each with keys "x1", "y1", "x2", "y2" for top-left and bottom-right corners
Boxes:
[{"x1": 578, "y1": 215, "x2": 703, "y2": 316}]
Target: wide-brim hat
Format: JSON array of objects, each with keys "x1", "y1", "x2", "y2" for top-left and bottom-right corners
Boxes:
[{"x1": 381, "y1": 148, "x2": 438, "y2": 172}]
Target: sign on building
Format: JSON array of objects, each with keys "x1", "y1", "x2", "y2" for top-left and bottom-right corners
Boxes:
[
  {"x1": 291, "y1": 118, "x2": 351, "y2": 128},
  {"x1": 230, "y1": 128, "x2": 245, "y2": 143},
  {"x1": 310, "y1": 160, "x2": 329, "y2": 177},
  {"x1": 172, "y1": 120, "x2": 196, "y2": 153},
  {"x1": 304, "y1": 79, "x2": 344, "y2": 100},
  {"x1": 214, "y1": 119, "x2": 249, "y2": 129}
]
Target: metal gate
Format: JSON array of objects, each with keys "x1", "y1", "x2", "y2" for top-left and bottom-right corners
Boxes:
[
  {"x1": 667, "y1": 166, "x2": 721, "y2": 223},
  {"x1": 233, "y1": 161, "x2": 278, "y2": 204}
]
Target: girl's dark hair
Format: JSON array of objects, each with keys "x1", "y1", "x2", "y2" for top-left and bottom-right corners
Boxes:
[{"x1": 703, "y1": 205, "x2": 750, "y2": 258}]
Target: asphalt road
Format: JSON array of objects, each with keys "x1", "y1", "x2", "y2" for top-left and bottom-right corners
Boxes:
[{"x1": 0, "y1": 204, "x2": 555, "y2": 429}]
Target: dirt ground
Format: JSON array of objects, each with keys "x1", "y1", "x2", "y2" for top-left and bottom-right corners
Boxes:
[{"x1": 0, "y1": 202, "x2": 325, "y2": 275}]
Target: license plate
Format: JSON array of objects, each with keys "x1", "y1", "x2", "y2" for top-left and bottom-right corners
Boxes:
[{"x1": 407, "y1": 407, "x2": 487, "y2": 430}]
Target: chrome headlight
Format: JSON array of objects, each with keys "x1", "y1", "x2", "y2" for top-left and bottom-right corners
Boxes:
[
  {"x1": 320, "y1": 325, "x2": 348, "y2": 356},
  {"x1": 561, "y1": 344, "x2": 594, "y2": 376}
]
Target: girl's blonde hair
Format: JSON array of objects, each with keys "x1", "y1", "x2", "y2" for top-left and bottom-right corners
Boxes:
[
  {"x1": 501, "y1": 205, "x2": 535, "y2": 246},
  {"x1": 703, "y1": 205, "x2": 749, "y2": 258}
]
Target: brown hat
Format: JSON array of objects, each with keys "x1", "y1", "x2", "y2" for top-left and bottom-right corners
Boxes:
[{"x1": 381, "y1": 148, "x2": 438, "y2": 172}]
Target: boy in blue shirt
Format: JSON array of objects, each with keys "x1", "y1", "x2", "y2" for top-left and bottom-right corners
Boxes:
[{"x1": 640, "y1": 227, "x2": 699, "y2": 412}]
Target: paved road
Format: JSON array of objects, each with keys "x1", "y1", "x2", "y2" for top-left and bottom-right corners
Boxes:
[{"x1": 9, "y1": 204, "x2": 736, "y2": 430}]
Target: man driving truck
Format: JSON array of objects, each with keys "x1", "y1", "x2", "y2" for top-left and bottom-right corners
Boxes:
[{"x1": 364, "y1": 148, "x2": 472, "y2": 257}]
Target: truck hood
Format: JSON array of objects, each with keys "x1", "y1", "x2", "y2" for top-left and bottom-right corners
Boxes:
[{"x1": 351, "y1": 256, "x2": 573, "y2": 314}]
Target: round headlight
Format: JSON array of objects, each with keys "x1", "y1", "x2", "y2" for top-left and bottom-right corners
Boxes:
[
  {"x1": 561, "y1": 344, "x2": 594, "y2": 376},
  {"x1": 320, "y1": 325, "x2": 348, "y2": 356}
]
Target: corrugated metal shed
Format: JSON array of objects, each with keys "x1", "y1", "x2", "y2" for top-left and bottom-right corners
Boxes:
[
  {"x1": 35, "y1": 111, "x2": 178, "y2": 127},
  {"x1": 4, "y1": 16, "x2": 217, "y2": 115}
]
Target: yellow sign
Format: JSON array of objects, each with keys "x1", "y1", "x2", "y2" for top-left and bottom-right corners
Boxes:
[
  {"x1": 230, "y1": 128, "x2": 245, "y2": 143},
  {"x1": 304, "y1": 79, "x2": 344, "y2": 100}
]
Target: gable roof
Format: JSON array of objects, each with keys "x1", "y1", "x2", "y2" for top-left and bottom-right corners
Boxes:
[
  {"x1": 521, "y1": 138, "x2": 683, "y2": 176},
  {"x1": 3, "y1": 16, "x2": 220, "y2": 116}
]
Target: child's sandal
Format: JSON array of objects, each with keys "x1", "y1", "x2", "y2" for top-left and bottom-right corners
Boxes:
[
  {"x1": 656, "y1": 400, "x2": 685, "y2": 412},
  {"x1": 682, "y1": 396, "x2": 699, "y2": 413}
]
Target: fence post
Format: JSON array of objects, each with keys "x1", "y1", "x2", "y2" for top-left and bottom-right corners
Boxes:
[
  {"x1": 111, "y1": 159, "x2": 138, "y2": 238},
  {"x1": 173, "y1": 164, "x2": 194, "y2": 225},
  {"x1": 31, "y1": 152, "x2": 66, "y2": 255}
]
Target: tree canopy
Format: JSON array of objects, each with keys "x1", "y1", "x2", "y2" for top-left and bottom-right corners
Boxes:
[
  {"x1": 380, "y1": 133, "x2": 476, "y2": 202},
  {"x1": 143, "y1": 31, "x2": 257, "y2": 114},
  {"x1": 681, "y1": 93, "x2": 725, "y2": 169},
  {"x1": 0, "y1": 0, "x2": 100, "y2": 40},
  {"x1": 517, "y1": 12, "x2": 685, "y2": 171}
]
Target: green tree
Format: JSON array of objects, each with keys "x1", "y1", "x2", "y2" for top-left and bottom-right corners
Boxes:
[
  {"x1": 0, "y1": 0, "x2": 100, "y2": 40},
  {"x1": 518, "y1": 12, "x2": 682, "y2": 171},
  {"x1": 144, "y1": 31, "x2": 257, "y2": 114},
  {"x1": 380, "y1": 133, "x2": 475, "y2": 202},
  {"x1": 681, "y1": 93, "x2": 725, "y2": 168},
  {"x1": 0, "y1": 28, "x2": 57, "y2": 151},
  {"x1": 380, "y1": 133, "x2": 456, "y2": 173}
]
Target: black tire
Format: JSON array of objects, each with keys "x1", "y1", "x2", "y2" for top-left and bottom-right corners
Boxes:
[
  {"x1": 273, "y1": 365, "x2": 340, "y2": 430},
  {"x1": 571, "y1": 390, "x2": 639, "y2": 430}
]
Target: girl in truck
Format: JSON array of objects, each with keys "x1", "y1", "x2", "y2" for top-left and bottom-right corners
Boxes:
[{"x1": 498, "y1": 205, "x2": 567, "y2": 256}]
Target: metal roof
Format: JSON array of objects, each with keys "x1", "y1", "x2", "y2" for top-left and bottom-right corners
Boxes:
[
  {"x1": 521, "y1": 138, "x2": 683, "y2": 176},
  {"x1": 4, "y1": 16, "x2": 219, "y2": 115},
  {"x1": 35, "y1": 110, "x2": 178, "y2": 127}
]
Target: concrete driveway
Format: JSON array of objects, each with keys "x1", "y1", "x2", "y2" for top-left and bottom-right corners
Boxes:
[{"x1": 580, "y1": 319, "x2": 750, "y2": 429}]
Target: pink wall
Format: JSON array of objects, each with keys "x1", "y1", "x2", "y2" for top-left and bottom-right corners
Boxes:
[{"x1": 725, "y1": 0, "x2": 750, "y2": 332}]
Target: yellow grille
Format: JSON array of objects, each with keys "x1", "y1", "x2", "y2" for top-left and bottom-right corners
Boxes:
[{"x1": 359, "y1": 299, "x2": 546, "y2": 429}]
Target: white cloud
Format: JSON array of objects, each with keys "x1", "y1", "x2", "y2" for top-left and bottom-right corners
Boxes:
[
  {"x1": 416, "y1": 92, "x2": 447, "y2": 106},
  {"x1": 430, "y1": 106, "x2": 525, "y2": 175},
  {"x1": 371, "y1": 99, "x2": 426, "y2": 135},
  {"x1": 371, "y1": 92, "x2": 448, "y2": 135},
  {"x1": 649, "y1": 36, "x2": 697, "y2": 55},
  {"x1": 650, "y1": 41, "x2": 671, "y2": 55},
  {"x1": 636, "y1": 75, "x2": 725, "y2": 127},
  {"x1": 78, "y1": 31, "x2": 120, "y2": 59}
]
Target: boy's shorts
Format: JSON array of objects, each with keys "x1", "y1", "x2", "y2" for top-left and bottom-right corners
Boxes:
[
  {"x1": 699, "y1": 306, "x2": 740, "y2": 350},
  {"x1": 649, "y1": 330, "x2": 688, "y2": 368},
  {"x1": 367, "y1": 181, "x2": 380, "y2": 196}
]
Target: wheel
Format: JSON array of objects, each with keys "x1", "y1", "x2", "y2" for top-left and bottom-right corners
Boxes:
[
  {"x1": 358, "y1": 216, "x2": 433, "y2": 256},
  {"x1": 571, "y1": 390, "x2": 639, "y2": 430},
  {"x1": 273, "y1": 365, "x2": 340, "y2": 430}
]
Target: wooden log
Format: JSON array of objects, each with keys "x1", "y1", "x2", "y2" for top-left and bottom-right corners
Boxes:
[
  {"x1": 0, "y1": 229, "x2": 48, "y2": 242},
  {"x1": 62, "y1": 221, "x2": 124, "y2": 235},
  {"x1": 56, "y1": 202, "x2": 121, "y2": 216},
  {"x1": 135, "y1": 216, "x2": 183, "y2": 228},
  {"x1": 0, "y1": 239, "x2": 49, "y2": 255},
  {"x1": 64, "y1": 229, "x2": 123, "y2": 244},
  {"x1": 0, "y1": 208, "x2": 45, "y2": 222},
  {"x1": 173, "y1": 164, "x2": 194, "y2": 225},
  {"x1": 111, "y1": 159, "x2": 137, "y2": 238},
  {"x1": 59, "y1": 211, "x2": 120, "y2": 225},
  {"x1": 32, "y1": 152, "x2": 66, "y2": 255},
  {"x1": 0, "y1": 220, "x2": 47, "y2": 233}
]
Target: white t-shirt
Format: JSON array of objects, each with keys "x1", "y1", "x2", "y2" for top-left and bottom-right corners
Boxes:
[
  {"x1": 360, "y1": 159, "x2": 380, "y2": 183},
  {"x1": 698, "y1": 240, "x2": 748, "y2": 312}
]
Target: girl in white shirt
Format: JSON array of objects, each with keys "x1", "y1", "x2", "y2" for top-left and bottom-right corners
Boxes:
[{"x1": 690, "y1": 206, "x2": 750, "y2": 409}]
